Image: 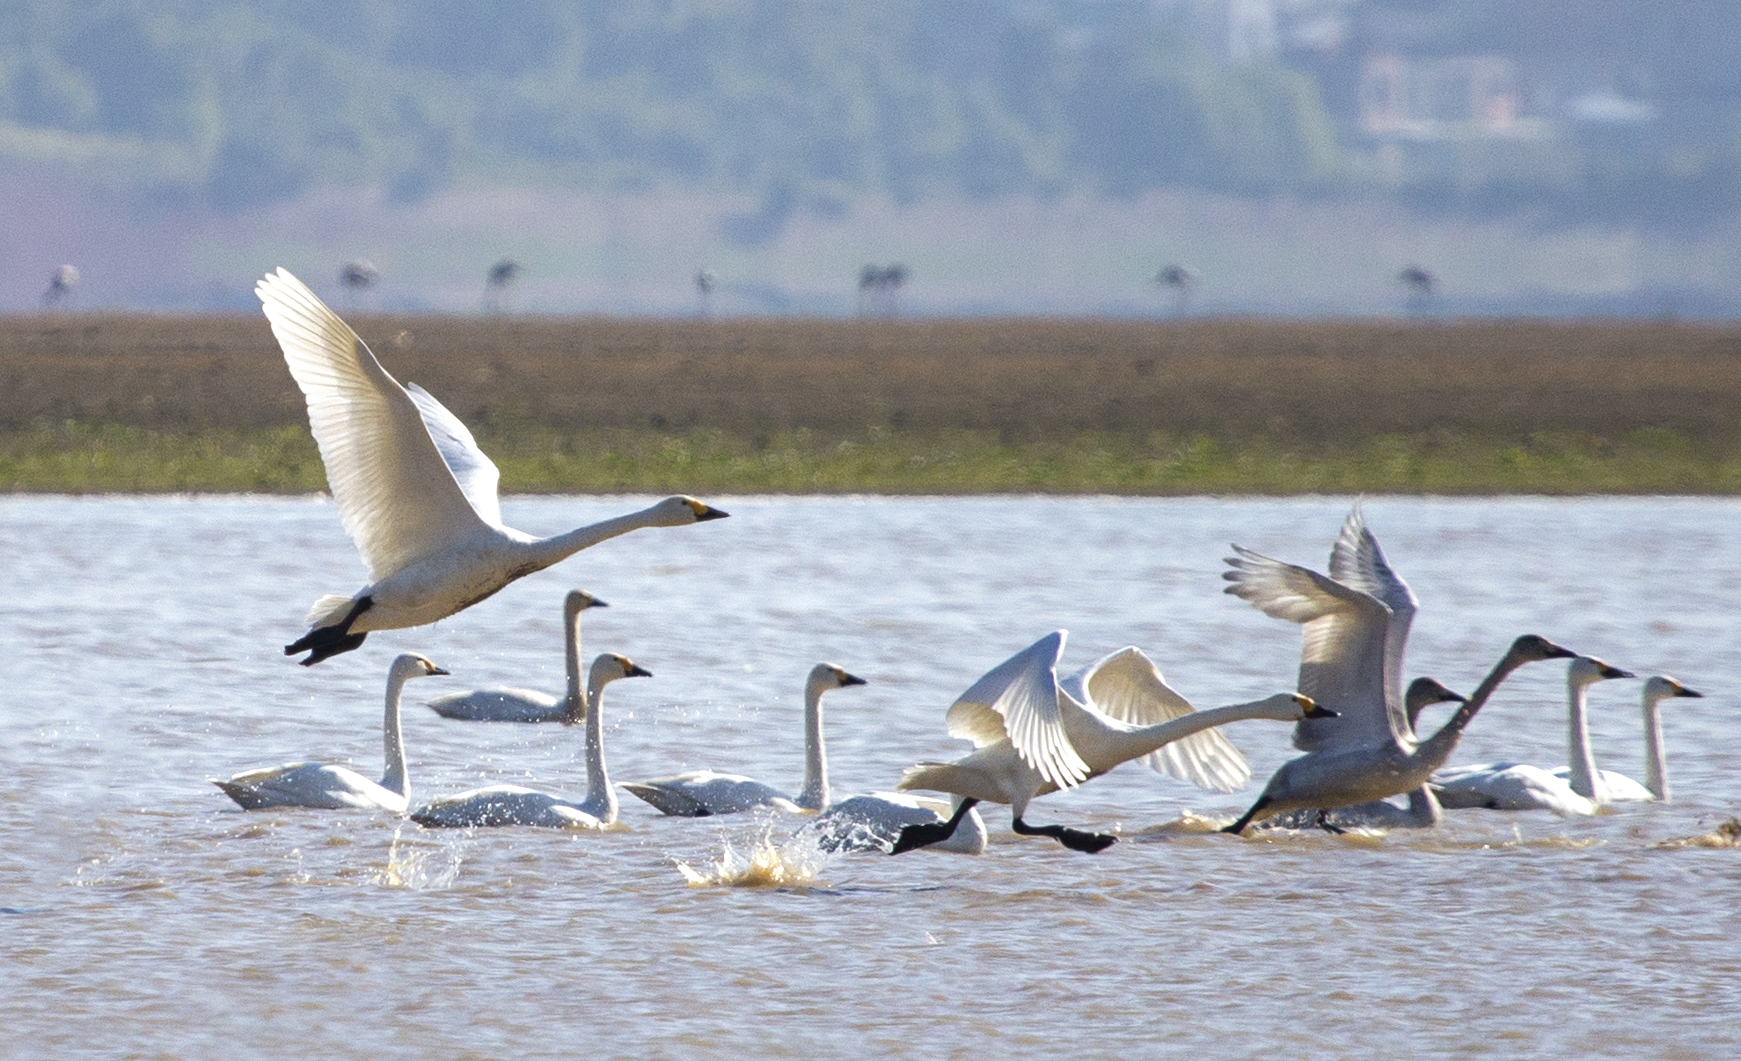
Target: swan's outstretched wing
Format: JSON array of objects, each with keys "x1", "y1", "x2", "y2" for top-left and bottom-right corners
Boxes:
[
  {"x1": 257, "y1": 268, "x2": 489, "y2": 579},
  {"x1": 945, "y1": 631, "x2": 1090, "y2": 789},
  {"x1": 405, "y1": 383, "x2": 504, "y2": 529},
  {"x1": 1328, "y1": 505, "x2": 1417, "y2": 717},
  {"x1": 1223, "y1": 545, "x2": 1398, "y2": 752},
  {"x1": 1065, "y1": 647, "x2": 1250, "y2": 793}
]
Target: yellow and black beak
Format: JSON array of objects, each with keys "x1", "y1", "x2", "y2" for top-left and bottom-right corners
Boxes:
[
  {"x1": 688, "y1": 499, "x2": 730, "y2": 522},
  {"x1": 625, "y1": 662, "x2": 653, "y2": 678},
  {"x1": 838, "y1": 670, "x2": 868, "y2": 687},
  {"x1": 1297, "y1": 695, "x2": 1337, "y2": 719}
]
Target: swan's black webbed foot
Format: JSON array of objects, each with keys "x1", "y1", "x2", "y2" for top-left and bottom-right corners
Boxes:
[
  {"x1": 889, "y1": 798, "x2": 979, "y2": 855},
  {"x1": 1222, "y1": 795, "x2": 1272, "y2": 835},
  {"x1": 1315, "y1": 810, "x2": 1347, "y2": 835},
  {"x1": 1013, "y1": 817, "x2": 1117, "y2": 854},
  {"x1": 285, "y1": 596, "x2": 373, "y2": 666}
]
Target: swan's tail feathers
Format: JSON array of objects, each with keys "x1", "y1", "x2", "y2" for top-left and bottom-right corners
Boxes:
[
  {"x1": 304, "y1": 594, "x2": 358, "y2": 628},
  {"x1": 213, "y1": 779, "x2": 267, "y2": 810},
  {"x1": 285, "y1": 595, "x2": 374, "y2": 666},
  {"x1": 894, "y1": 762, "x2": 981, "y2": 798},
  {"x1": 618, "y1": 782, "x2": 713, "y2": 818}
]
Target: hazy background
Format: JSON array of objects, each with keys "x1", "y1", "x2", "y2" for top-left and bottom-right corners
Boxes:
[{"x1": 3, "y1": 0, "x2": 1739, "y2": 316}]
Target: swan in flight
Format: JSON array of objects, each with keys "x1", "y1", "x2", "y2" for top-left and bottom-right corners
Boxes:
[
  {"x1": 1432, "y1": 656, "x2": 1640, "y2": 813},
  {"x1": 411, "y1": 653, "x2": 651, "y2": 828},
  {"x1": 256, "y1": 268, "x2": 728, "y2": 665},
  {"x1": 426, "y1": 590, "x2": 607, "y2": 723},
  {"x1": 1218, "y1": 542, "x2": 1577, "y2": 835},
  {"x1": 213, "y1": 653, "x2": 449, "y2": 811},
  {"x1": 891, "y1": 630, "x2": 1325, "y2": 854}
]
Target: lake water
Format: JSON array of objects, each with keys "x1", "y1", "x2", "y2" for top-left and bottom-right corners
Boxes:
[{"x1": 1, "y1": 494, "x2": 1737, "y2": 1059}]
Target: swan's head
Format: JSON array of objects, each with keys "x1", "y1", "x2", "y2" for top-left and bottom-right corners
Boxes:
[
  {"x1": 1644, "y1": 675, "x2": 1703, "y2": 703},
  {"x1": 392, "y1": 652, "x2": 450, "y2": 681},
  {"x1": 591, "y1": 652, "x2": 654, "y2": 684},
  {"x1": 564, "y1": 589, "x2": 609, "y2": 615},
  {"x1": 1403, "y1": 677, "x2": 1467, "y2": 726},
  {"x1": 1508, "y1": 634, "x2": 1578, "y2": 665},
  {"x1": 1569, "y1": 655, "x2": 1635, "y2": 687},
  {"x1": 809, "y1": 662, "x2": 868, "y2": 694},
  {"x1": 1260, "y1": 693, "x2": 1332, "y2": 720},
  {"x1": 651, "y1": 495, "x2": 730, "y2": 526}
]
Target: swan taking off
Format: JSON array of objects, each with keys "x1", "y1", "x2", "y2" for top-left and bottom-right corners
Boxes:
[
  {"x1": 410, "y1": 653, "x2": 650, "y2": 829},
  {"x1": 256, "y1": 268, "x2": 728, "y2": 665},
  {"x1": 1433, "y1": 656, "x2": 1639, "y2": 813},
  {"x1": 213, "y1": 653, "x2": 448, "y2": 812},
  {"x1": 620, "y1": 663, "x2": 869, "y2": 816},
  {"x1": 891, "y1": 630, "x2": 1324, "y2": 854},
  {"x1": 1218, "y1": 541, "x2": 1577, "y2": 834},
  {"x1": 427, "y1": 590, "x2": 607, "y2": 723}
]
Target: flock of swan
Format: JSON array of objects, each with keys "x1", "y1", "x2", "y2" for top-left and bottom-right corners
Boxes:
[{"x1": 213, "y1": 267, "x2": 1710, "y2": 858}]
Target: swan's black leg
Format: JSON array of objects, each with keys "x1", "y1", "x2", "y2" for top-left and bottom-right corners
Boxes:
[
  {"x1": 1315, "y1": 809, "x2": 1347, "y2": 835},
  {"x1": 1012, "y1": 816, "x2": 1117, "y2": 854},
  {"x1": 285, "y1": 596, "x2": 373, "y2": 666},
  {"x1": 890, "y1": 798, "x2": 980, "y2": 855},
  {"x1": 1221, "y1": 795, "x2": 1272, "y2": 835}
]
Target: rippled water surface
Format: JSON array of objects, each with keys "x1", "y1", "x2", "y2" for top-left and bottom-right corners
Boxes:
[{"x1": 2, "y1": 495, "x2": 1738, "y2": 1059}]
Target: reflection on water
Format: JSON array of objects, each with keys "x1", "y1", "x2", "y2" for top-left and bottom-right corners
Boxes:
[{"x1": 1, "y1": 495, "x2": 1739, "y2": 1058}]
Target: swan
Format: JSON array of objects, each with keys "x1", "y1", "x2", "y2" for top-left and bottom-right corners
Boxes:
[
  {"x1": 1218, "y1": 543, "x2": 1577, "y2": 834},
  {"x1": 620, "y1": 664, "x2": 867, "y2": 816},
  {"x1": 1432, "y1": 656, "x2": 1638, "y2": 812},
  {"x1": 256, "y1": 268, "x2": 728, "y2": 665},
  {"x1": 213, "y1": 653, "x2": 449, "y2": 811},
  {"x1": 426, "y1": 590, "x2": 607, "y2": 723},
  {"x1": 809, "y1": 792, "x2": 990, "y2": 855},
  {"x1": 1629, "y1": 675, "x2": 1705, "y2": 803},
  {"x1": 891, "y1": 630, "x2": 1325, "y2": 854},
  {"x1": 410, "y1": 653, "x2": 651, "y2": 828}
]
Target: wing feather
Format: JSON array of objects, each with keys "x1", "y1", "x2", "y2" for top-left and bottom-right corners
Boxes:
[
  {"x1": 1070, "y1": 647, "x2": 1251, "y2": 793},
  {"x1": 405, "y1": 383, "x2": 504, "y2": 528},
  {"x1": 945, "y1": 631, "x2": 1089, "y2": 789},
  {"x1": 257, "y1": 268, "x2": 489, "y2": 579},
  {"x1": 1223, "y1": 545, "x2": 1399, "y2": 752},
  {"x1": 1328, "y1": 504, "x2": 1417, "y2": 717}
]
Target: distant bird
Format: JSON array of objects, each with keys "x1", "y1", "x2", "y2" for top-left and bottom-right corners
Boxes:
[
  {"x1": 1399, "y1": 265, "x2": 1435, "y2": 316},
  {"x1": 256, "y1": 268, "x2": 729, "y2": 665},
  {"x1": 857, "y1": 263, "x2": 910, "y2": 317},
  {"x1": 212, "y1": 652, "x2": 449, "y2": 812},
  {"x1": 694, "y1": 268, "x2": 716, "y2": 318},
  {"x1": 1155, "y1": 264, "x2": 1196, "y2": 314},
  {"x1": 42, "y1": 265, "x2": 78, "y2": 307},
  {"x1": 340, "y1": 260, "x2": 379, "y2": 291},
  {"x1": 485, "y1": 259, "x2": 521, "y2": 311}
]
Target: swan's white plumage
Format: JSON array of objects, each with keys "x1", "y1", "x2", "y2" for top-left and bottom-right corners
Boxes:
[
  {"x1": 1433, "y1": 763, "x2": 1596, "y2": 816},
  {"x1": 945, "y1": 631, "x2": 1090, "y2": 788},
  {"x1": 403, "y1": 382, "x2": 503, "y2": 529},
  {"x1": 258, "y1": 268, "x2": 487, "y2": 579},
  {"x1": 1064, "y1": 646, "x2": 1250, "y2": 793},
  {"x1": 811, "y1": 793, "x2": 988, "y2": 854},
  {"x1": 1327, "y1": 504, "x2": 1418, "y2": 728}
]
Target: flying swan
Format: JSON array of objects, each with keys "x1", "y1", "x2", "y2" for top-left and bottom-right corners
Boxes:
[
  {"x1": 256, "y1": 268, "x2": 728, "y2": 665},
  {"x1": 212, "y1": 652, "x2": 449, "y2": 812},
  {"x1": 891, "y1": 630, "x2": 1324, "y2": 854},
  {"x1": 411, "y1": 653, "x2": 652, "y2": 829},
  {"x1": 1218, "y1": 543, "x2": 1576, "y2": 834},
  {"x1": 427, "y1": 590, "x2": 607, "y2": 723}
]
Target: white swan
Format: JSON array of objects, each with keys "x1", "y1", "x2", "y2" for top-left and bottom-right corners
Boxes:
[
  {"x1": 1219, "y1": 543, "x2": 1577, "y2": 834},
  {"x1": 256, "y1": 268, "x2": 728, "y2": 665},
  {"x1": 410, "y1": 653, "x2": 651, "y2": 828},
  {"x1": 620, "y1": 664, "x2": 867, "y2": 816},
  {"x1": 213, "y1": 653, "x2": 448, "y2": 811},
  {"x1": 810, "y1": 792, "x2": 990, "y2": 855},
  {"x1": 1432, "y1": 656, "x2": 1638, "y2": 813},
  {"x1": 891, "y1": 630, "x2": 1324, "y2": 854},
  {"x1": 1628, "y1": 675, "x2": 1705, "y2": 802},
  {"x1": 427, "y1": 590, "x2": 606, "y2": 723}
]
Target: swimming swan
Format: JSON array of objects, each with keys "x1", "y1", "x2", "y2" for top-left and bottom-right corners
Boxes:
[
  {"x1": 891, "y1": 630, "x2": 1324, "y2": 854},
  {"x1": 410, "y1": 653, "x2": 651, "y2": 828},
  {"x1": 256, "y1": 268, "x2": 728, "y2": 665},
  {"x1": 809, "y1": 792, "x2": 990, "y2": 855},
  {"x1": 426, "y1": 590, "x2": 607, "y2": 723},
  {"x1": 1218, "y1": 543, "x2": 1577, "y2": 834},
  {"x1": 1432, "y1": 656, "x2": 1639, "y2": 813},
  {"x1": 1627, "y1": 675, "x2": 1704, "y2": 802},
  {"x1": 213, "y1": 652, "x2": 448, "y2": 811}
]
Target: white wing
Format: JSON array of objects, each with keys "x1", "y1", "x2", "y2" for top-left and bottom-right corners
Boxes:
[
  {"x1": 1223, "y1": 545, "x2": 1399, "y2": 753},
  {"x1": 257, "y1": 268, "x2": 490, "y2": 579},
  {"x1": 1068, "y1": 647, "x2": 1250, "y2": 793},
  {"x1": 1328, "y1": 504, "x2": 1417, "y2": 717},
  {"x1": 405, "y1": 383, "x2": 504, "y2": 528},
  {"x1": 945, "y1": 630, "x2": 1090, "y2": 789}
]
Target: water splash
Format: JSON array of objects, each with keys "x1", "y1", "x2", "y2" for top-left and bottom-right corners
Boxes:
[
  {"x1": 675, "y1": 826, "x2": 830, "y2": 889},
  {"x1": 1651, "y1": 817, "x2": 1741, "y2": 850},
  {"x1": 369, "y1": 825, "x2": 464, "y2": 890}
]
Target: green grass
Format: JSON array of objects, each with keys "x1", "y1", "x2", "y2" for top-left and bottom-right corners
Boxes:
[{"x1": 3, "y1": 422, "x2": 1739, "y2": 494}]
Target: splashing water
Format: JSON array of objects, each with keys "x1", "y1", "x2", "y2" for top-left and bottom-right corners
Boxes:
[
  {"x1": 369, "y1": 825, "x2": 464, "y2": 890},
  {"x1": 1651, "y1": 817, "x2": 1741, "y2": 850},
  {"x1": 675, "y1": 826, "x2": 830, "y2": 889}
]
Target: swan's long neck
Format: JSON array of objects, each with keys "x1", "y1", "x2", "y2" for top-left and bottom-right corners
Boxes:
[
  {"x1": 380, "y1": 667, "x2": 411, "y2": 797},
  {"x1": 1643, "y1": 692, "x2": 1670, "y2": 802},
  {"x1": 1102, "y1": 699, "x2": 1294, "y2": 769},
  {"x1": 562, "y1": 605, "x2": 585, "y2": 722},
  {"x1": 526, "y1": 505, "x2": 669, "y2": 571},
  {"x1": 580, "y1": 667, "x2": 617, "y2": 824},
  {"x1": 1414, "y1": 649, "x2": 1529, "y2": 772},
  {"x1": 1565, "y1": 678, "x2": 1605, "y2": 802},
  {"x1": 795, "y1": 683, "x2": 829, "y2": 811},
  {"x1": 1404, "y1": 784, "x2": 1442, "y2": 827}
]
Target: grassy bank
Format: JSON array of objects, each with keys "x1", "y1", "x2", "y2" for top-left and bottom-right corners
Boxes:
[{"x1": 4, "y1": 422, "x2": 1737, "y2": 495}]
